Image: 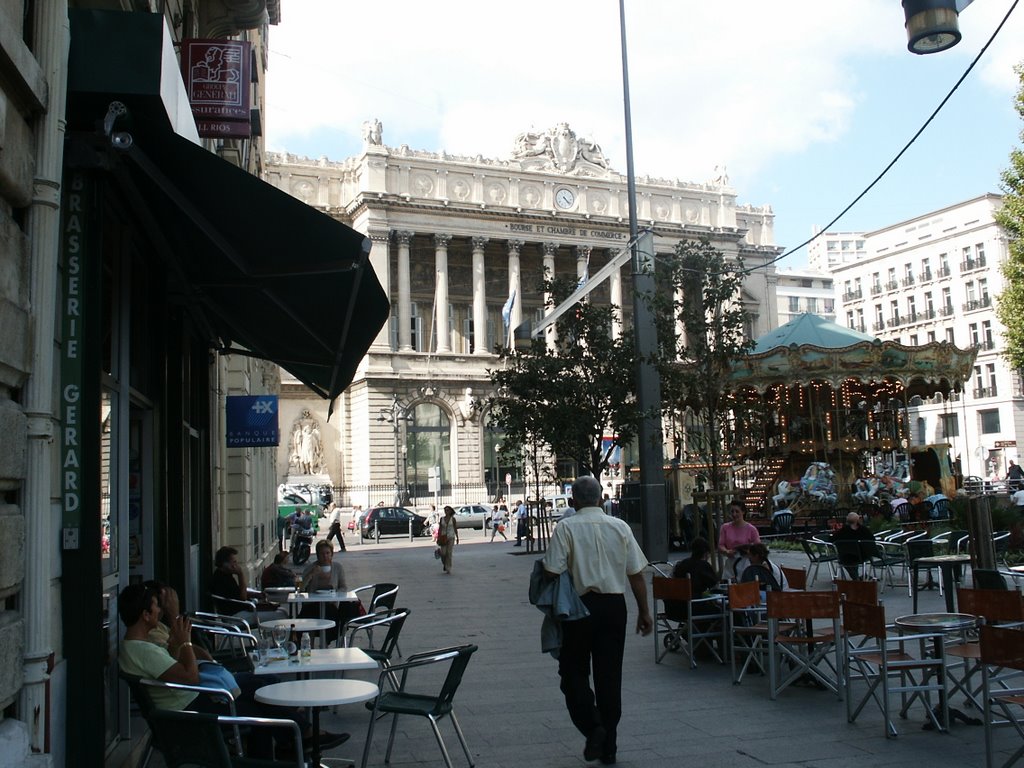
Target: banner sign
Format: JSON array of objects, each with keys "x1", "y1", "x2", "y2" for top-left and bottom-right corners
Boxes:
[
  {"x1": 181, "y1": 38, "x2": 251, "y2": 138},
  {"x1": 226, "y1": 395, "x2": 280, "y2": 447}
]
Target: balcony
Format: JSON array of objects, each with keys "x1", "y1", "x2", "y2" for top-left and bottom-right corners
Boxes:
[
  {"x1": 901, "y1": 276, "x2": 915, "y2": 287},
  {"x1": 842, "y1": 289, "x2": 863, "y2": 302},
  {"x1": 887, "y1": 316, "x2": 902, "y2": 328},
  {"x1": 856, "y1": 323, "x2": 866, "y2": 333},
  {"x1": 963, "y1": 296, "x2": 993, "y2": 312},
  {"x1": 918, "y1": 270, "x2": 933, "y2": 282},
  {"x1": 905, "y1": 310, "x2": 919, "y2": 324},
  {"x1": 873, "y1": 321, "x2": 886, "y2": 332},
  {"x1": 885, "y1": 280, "x2": 899, "y2": 291},
  {"x1": 980, "y1": 339, "x2": 996, "y2": 351},
  {"x1": 922, "y1": 308, "x2": 936, "y2": 320},
  {"x1": 961, "y1": 257, "x2": 987, "y2": 272},
  {"x1": 938, "y1": 266, "x2": 951, "y2": 278},
  {"x1": 972, "y1": 386, "x2": 997, "y2": 399},
  {"x1": 871, "y1": 283, "x2": 883, "y2": 296},
  {"x1": 940, "y1": 305, "x2": 955, "y2": 317}
]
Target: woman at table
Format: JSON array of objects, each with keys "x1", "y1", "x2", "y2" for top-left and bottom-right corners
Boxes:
[
  {"x1": 299, "y1": 541, "x2": 360, "y2": 636},
  {"x1": 717, "y1": 501, "x2": 760, "y2": 580},
  {"x1": 438, "y1": 505, "x2": 459, "y2": 574},
  {"x1": 667, "y1": 537, "x2": 719, "y2": 618}
]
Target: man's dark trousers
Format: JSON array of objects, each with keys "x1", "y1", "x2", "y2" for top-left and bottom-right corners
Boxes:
[{"x1": 558, "y1": 592, "x2": 626, "y2": 758}]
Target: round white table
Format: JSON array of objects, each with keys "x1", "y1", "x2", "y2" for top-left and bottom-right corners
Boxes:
[
  {"x1": 255, "y1": 679, "x2": 378, "y2": 766},
  {"x1": 262, "y1": 617, "x2": 336, "y2": 633}
]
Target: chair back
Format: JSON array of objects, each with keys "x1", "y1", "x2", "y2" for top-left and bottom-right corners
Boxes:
[
  {"x1": 377, "y1": 608, "x2": 410, "y2": 659},
  {"x1": 957, "y1": 587, "x2": 1022, "y2": 621},
  {"x1": 147, "y1": 709, "x2": 233, "y2": 768},
  {"x1": 800, "y1": 539, "x2": 818, "y2": 562},
  {"x1": 369, "y1": 583, "x2": 399, "y2": 613},
  {"x1": 973, "y1": 568, "x2": 1009, "y2": 591},
  {"x1": 932, "y1": 498, "x2": 951, "y2": 519},
  {"x1": 728, "y1": 580, "x2": 761, "y2": 610},
  {"x1": 980, "y1": 624, "x2": 1024, "y2": 672},
  {"x1": 841, "y1": 599, "x2": 887, "y2": 640},
  {"x1": 780, "y1": 567, "x2": 806, "y2": 590},
  {"x1": 766, "y1": 590, "x2": 840, "y2": 620},
  {"x1": 772, "y1": 512, "x2": 794, "y2": 534},
  {"x1": 653, "y1": 575, "x2": 694, "y2": 603},
  {"x1": 906, "y1": 538, "x2": 935, "y2": 561},
  {"x1": 118, "y1": 670, "x2": 157, "y2": 720},
  {"x1": 891, "y1": 502, "x2": 912, "y2": 522},
  {"x1": 431, "y1": 644, "x2": 478, "y2": 716},
  {"x1": 833, "y1": 578, "x2": 879, "y2": 605}
]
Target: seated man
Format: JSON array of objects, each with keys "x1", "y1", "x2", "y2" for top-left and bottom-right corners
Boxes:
[
  {"x1": 211, "y1": 546, "x2": 284, "y2": 623},
  {"x1": 831, "y1": 512, "x2": 875, "y2": 580},
  {"x1": 299, "y1": 541, "x2": 361, "y2": 635},
  {"x1": 142, "y1": 579, "x2": 213, "y2": 662},
  {"x1": 666, "y1": 537, "x2": 719, "y2": 620},
  {"x1": 117, "y1": 583, "x2": 347, "y2": 753}
]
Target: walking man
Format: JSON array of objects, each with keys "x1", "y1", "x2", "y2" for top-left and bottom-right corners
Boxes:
[
  {"x1": 325, "y1": 503, "x2": 346, "y2": 550},
  {"x1": 513, "y1": 500, "x2": 528, "y2": 546},
  {"x1": 542, "y1": 476, "x2": 652, "y2": 765}
]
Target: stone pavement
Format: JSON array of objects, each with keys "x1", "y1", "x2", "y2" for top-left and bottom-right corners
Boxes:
[{"x1": 307, "y1": 530, "x2": 1011, "y2": 768}]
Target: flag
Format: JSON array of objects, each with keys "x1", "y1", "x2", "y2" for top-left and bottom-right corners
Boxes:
[
  {"x1": 576, "y1": 266, "x2": 589, "y2": 290},
  {"x1": 502, "y1": 289, "x2": 516, "y2": 330}
]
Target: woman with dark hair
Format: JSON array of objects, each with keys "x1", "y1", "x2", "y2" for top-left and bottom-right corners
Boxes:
[
  {"x1": 740, "y1": 543, "x2": 790, "y2": 598},
  {"x1": 666, "y1": 537, "x2": 719, "y2": 619},
  {"x1": 717, "y1": 501, "x2": 760, "y2": 579},
  {"x1": 438, "y1": 505, "x2": 460, "y2": 574}
]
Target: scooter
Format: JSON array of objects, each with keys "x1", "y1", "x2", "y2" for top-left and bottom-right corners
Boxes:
[{"x1": 290, "y1": 525, "x2": 313, "y2": 566}]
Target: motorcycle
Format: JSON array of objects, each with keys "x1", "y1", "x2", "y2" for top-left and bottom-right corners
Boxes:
[{"x1": 290, "y1": 524, "x2": 313, "y2": 566}]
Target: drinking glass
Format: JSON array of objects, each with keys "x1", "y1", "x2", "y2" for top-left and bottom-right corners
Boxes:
[{"x1": 272, "y1": 624, "x2": 288, "y2": 651}]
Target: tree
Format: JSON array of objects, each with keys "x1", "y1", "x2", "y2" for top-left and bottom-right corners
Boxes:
[
  {"x1": 487, "y1": 274, "x2": 640, "y2": 489},
  {"x1": 996, "y1": 65, "x2": 1024, "y2": 370},
  {"x1": 649, "y1": 239, "x2": 753, "y2": 540}
]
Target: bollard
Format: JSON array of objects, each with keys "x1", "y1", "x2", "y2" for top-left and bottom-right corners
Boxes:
[{"x1": 409, "y1": 516, "x2": 413, "y2": 543}]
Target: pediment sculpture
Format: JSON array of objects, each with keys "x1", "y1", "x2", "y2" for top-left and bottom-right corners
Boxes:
[
  {"x1": 512, "y1": 123, "x2": 613, "y2": 177},
  {"x1": 288, "y1": 409, "x2": 325, "y2": 476}
]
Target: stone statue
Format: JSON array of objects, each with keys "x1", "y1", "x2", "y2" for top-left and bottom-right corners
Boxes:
[
  {"x1": 362, "y1": 118, "x2": 383, "y2": 146},
  {"x1": 512, "y1": 123, "x2": 611, "y2": 175},
  {"x1": 711, "y1": 164, "x2": 729, "y2": 186},
  {"x1": 289, "y1": 409, "x2": 325, "y2": 475}
]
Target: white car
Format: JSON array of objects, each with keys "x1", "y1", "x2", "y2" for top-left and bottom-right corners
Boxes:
[{"x1": 453, "y1": 504, "x2": 492, "y2": 529}]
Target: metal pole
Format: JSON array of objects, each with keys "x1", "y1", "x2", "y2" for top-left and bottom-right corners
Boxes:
[{"x1": 620, "y1": 0, "x2": 668, "y2": 561}]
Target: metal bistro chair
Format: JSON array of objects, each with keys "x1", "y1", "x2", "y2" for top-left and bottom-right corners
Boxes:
[
  {"x1": 981, "y1": 624, "x2": 1024, "y2": 768},
  {"x1": 652, "y1": 576, "x2": 726, "y2": 667},
  {"x1": 727, "y1": 581, "x2": 771, "y2": 685},
  {"x1": 361, "y1": 644, "x2": 478, "y2": 768},
  {"x1": 148, "y1": 709, "x2": 304, "y2": 768},
  {"x1": 344, "y1": 608, "x2": 411, "y2": 691},
  {"x1": 772, "y1": 511, "x2": 795, "y2": 535},
  {"x1": 801, "y1": 537, "x2": 838, "y2": 586}
]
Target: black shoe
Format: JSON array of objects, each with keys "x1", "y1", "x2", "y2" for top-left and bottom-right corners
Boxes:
[
  {"x1": 600, "y1": 754, "x2": 617, "y2": 765},
  {"x1": 584, "y1": 727, "x2": 606, "y2": 762},
  {"x1": 315, "y1": 731, "x2": 351, "y2": 751}
]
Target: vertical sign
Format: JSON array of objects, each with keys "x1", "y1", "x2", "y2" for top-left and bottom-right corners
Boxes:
[
  {"x1": 181, "y1": 39, "x2": 252, "y2": 138},
  {"x1": 60, "y1": 173, "x2": 90, "y2": 549}
]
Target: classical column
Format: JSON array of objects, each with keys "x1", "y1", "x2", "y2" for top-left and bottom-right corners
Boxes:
[
  {"x1": 434, "y1": 233, "x2": 451, "y2": 353},
  {"x1": 471, "y1": 236, "x2": 489, "y2": 354},
  {"x1": 368, "y1": 231, "x2": 392, "y2": 350},
  {"x1": 610, "y1": 260, "x2": 623, "y2": 340},
  {"x1": 543, "y1": 242, "x2": 558, "y2": 351},
  {"x1": 507, "y1": 240, "x2": 523, "y2": 342},
  {"x1": 395, "y1": 230, "x2": 413, "y2": 352}
]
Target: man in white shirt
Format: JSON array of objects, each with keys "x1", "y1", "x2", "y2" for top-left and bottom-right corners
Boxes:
[
  {"x1": 542, "y1": 476, "x2": 652, "y2": 765},
  {"x1": 325, "y1": 503, "x2": 345, "y2": 550},
  {"x1": 513, "y1": 500, "x2": 528, "y2": 546}
]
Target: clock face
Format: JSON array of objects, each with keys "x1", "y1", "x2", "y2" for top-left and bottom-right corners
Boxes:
[{"x1": 554, "y1": 188, "x2": 576, "y2": 209}]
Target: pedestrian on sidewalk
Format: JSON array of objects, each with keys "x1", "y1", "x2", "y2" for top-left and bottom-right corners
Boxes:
[
  {"x1": 490, "y1": 505, "x2": 508, "y2": 541},
  {"x1": 514, "y1": 500, "x2": 528, "y2": 546},
  {"x1": 438, "y1": 505, "x2": 459, "y2": 574},
  {"x1": 541, "y1": 475, "x2": 652, "y2": 765},
  {"x1": 325, "y1": 503, "x2": 346, "y2": 551}
]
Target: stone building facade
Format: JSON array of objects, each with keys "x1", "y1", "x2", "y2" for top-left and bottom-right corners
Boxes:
[{"x1": 266, "y1": 124, "x2": 782, "y2": 504}]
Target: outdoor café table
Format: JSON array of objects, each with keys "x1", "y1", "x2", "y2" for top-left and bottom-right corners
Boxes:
[
  {"x1": 252, "y1": 646, "x2": 378, "y2": 678},
  {"x1": 255, "y1": 678, "x2": 378, "y2": 768},
  {"x1": 894, "y1": 612, "x2": 977, "y2": 730},
  {"x1": 911, "y1": 554, "x2": 971, "y2": 613},
  {"x1": 286, "y1": 590, "x2": 361, "y2": 619}
]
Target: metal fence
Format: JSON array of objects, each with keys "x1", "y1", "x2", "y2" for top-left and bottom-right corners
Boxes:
[{"x1": 327, "y1": 481, "x2": 565, "y2": 512}]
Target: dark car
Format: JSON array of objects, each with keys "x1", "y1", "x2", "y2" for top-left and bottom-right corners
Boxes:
[{"x1": 361, "y1": 506, "x2": 429, "y2": 538}]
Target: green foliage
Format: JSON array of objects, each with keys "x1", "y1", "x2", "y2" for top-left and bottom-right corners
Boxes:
[
  {"x1": 487, "y1": 274, "x2": 639, "y2": 479},
  {"x1": 996, "y1": 65, "x2": 1024, "y2": 370},
  {"x1": 649, "y1": 239, "x2": 753, "y2": 491}
]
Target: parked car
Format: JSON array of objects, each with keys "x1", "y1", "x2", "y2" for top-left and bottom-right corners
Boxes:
[
  {"x1": 453, "y1": 504, "x2": 492, "y2": 529},
  {"x1": 361, "y1": 506, "x2": 429, "y2": 538}
]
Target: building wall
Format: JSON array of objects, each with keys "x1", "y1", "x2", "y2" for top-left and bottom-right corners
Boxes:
[
  {"x1": 832, "y1": 194, "x2": 1016, "y2": 479},
  {"x1": 774, "y1": 269, "x2": 836, "y2": 327},
  {"x1": 266, "y1": 126, "x2": 780, "y2": 501}
]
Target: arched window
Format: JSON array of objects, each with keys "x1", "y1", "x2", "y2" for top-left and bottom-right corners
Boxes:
[
  {"x1": 406, "y1": 403, "x2": 451, "y2": 496},
  {"x1": 483, "y1": 412, "x2": 519, "y2": 500}
]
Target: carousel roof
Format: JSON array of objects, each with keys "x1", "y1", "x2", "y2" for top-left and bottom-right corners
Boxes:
[
  {"x1": 750, "y1": 313, "x2": 875, "y2": 354},
  {"x1": 732, "y1": 313, "x2": 978, "y2": 395}
]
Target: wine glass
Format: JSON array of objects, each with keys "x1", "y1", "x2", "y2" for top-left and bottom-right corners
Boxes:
[{"x1": 272, "y1": 624, "x2": 288, "y2": 651}]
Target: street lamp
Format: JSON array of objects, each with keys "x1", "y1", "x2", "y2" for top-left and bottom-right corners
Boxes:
[
  {"x1": 377, "y1": 394, "x2": 408, "y2": 505},
  {"x1": 902, "y1": 0, "x2": 972, "y2": 54}
]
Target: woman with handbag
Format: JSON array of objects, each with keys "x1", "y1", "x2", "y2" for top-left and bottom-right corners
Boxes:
[{"x1": 438, "y1": 505, "x2": 459, "y2": 574}]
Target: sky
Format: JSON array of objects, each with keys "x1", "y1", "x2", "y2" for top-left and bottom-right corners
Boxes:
[{"x1": 264, "y1": 1, "x2": 1024, "y2": 269}]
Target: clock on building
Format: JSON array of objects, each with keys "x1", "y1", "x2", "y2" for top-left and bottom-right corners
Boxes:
[{"x1": 554, "y1": 187, "x2": 576, "y2": 210}]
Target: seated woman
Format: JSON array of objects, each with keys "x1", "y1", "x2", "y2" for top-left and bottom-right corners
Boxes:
[
  {"x1": 665, "y1": 537, "x2": 719, "y2": 621},
  {"x1": 739, "y1": 543, "x2": 790, "y2": 600}
]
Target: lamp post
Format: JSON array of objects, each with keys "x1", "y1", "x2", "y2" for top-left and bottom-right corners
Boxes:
[{"x1": 377, "y1": 395, "x2": 408, "y2": 506}]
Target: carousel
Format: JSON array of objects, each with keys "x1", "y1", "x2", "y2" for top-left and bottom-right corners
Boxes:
[{"x1": 727, "y1": 314, "x2": 977, "y2": 517}]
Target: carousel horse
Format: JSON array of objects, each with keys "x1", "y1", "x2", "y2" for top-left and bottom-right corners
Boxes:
[
  {"x1": 852, "y1": 476, "x2": 881, "y2": 503},
  {"x1": 800, "y1": 462, "x2": 838, "y2": 506},
  {"x1": 772, "y1": 479, "x2": 800, "y2": 509}
]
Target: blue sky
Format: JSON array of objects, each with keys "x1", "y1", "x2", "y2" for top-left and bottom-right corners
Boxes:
[{"x1": 264, "y1": 1, "x2": 1023, "y2": 269}]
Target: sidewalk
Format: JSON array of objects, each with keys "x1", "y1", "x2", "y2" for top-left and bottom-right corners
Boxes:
[{"x1": 309, "y1": 532, "x2": 1004, "y2": 768}]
